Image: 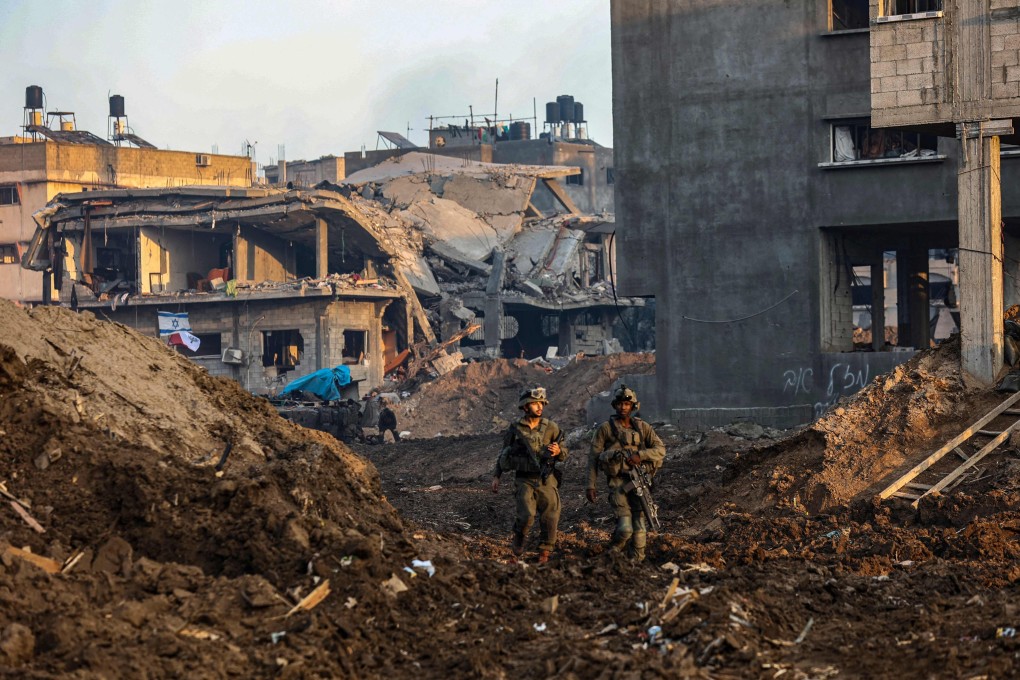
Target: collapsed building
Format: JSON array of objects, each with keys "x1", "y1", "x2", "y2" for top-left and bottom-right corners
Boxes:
[{"x1": 22, "y1": 152, "x2": 647, "y2": 396}]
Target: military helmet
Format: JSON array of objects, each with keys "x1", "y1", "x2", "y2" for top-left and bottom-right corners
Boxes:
[
  {"x1": 518, "y1": 386, "x2": 549, "y2": 409},
  {"x1": 612, "y1": 384, "x2": 639, "y2": 410}
]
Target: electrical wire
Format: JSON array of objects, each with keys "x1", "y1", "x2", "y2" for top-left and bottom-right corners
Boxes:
[{"x1": 681, "y1": 289, "x2": 799, "y2": 324}]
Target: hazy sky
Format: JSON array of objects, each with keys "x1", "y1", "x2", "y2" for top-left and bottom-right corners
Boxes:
[{"x1": 0, "y1": 0, "x2": 612, "y2": 168}]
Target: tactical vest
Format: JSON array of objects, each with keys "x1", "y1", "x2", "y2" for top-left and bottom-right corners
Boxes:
[
  {"x1": 503, "y1": 418, "x2": 553, "y2": 474},
  {"x1": 599, "y1": 417, "x2": 660, "y2": 476}
]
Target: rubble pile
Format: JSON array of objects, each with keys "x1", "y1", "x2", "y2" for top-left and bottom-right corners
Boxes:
[
  {"x1": 393, "y1": 352, "x2": 656, "y2": 438},
  {"x1": 7, "y1": 298, "x2": 1020, "y2": 677}
]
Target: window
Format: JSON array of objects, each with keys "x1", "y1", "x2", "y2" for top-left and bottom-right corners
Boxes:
[
  {"x1": 0, "y1": 185, "x2": 18, "y2": 206},
  {"x1": 262, "y1": 329, "x2": 303, "y2": 371},
  {"x1": 0, "y1": 244, "x2": 17, "y2": 265},
  {"x1": 831, "y1": 120, "x2": 938, "y2": 162},
  {"x1": 606, "y1": 167, "x2": 615, "y2": 185},
  {"x1": 831, "y1": 0, "x2": 869, "y2": 31},
  {"x1": 566, "y1": 169, "x2": 584, "y2": 186},
  {"x1": 886, "y1": 0, "x2": 941, "y2": 15},
  {"x1": 342, "y1": 329, "x2": 367, "y2": 364},
  {"x1": 185, "y1": 333, "x2": 222, "y2": 358}
]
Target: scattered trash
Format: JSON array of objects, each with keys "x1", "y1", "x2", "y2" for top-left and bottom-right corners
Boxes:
[
  {"x1": 597, "y1": 623, "x2": 619, "y2": 635},
  {"x1": 344, "y1": 597, "x2": 357, "y2": 609},
  {"x1": 997, "y1": 627, "x2": 1016, "y2": 638},
  {"x1": 542, "y1": 595, "x2": 558, "y2": 615},
  {"x1": 285, "y1": 579, "x2": 331, "y2": 618},
  {"x1": 270, "y1": 631, "x2": 287, "y2": 644},
  {"x1": 403, "y1": 567, "x2": 418, "y2": 578},
  {"x1": 533, "y1": 622, "x2": 547, "y2": 633},
  {"x1": 794, "y1": 617, "x2": 814, "y2": 644},
  {"x1": 647, "y1": 625, "x2": 662, "y2": 644},
  {"x1": 339, "y1": 556, "x2": 354, "y2": 567},
  {"x1": 895, "y1": 560, "x2": 915, "y2": 567},
  {"x1": 426, "y1": 485, "x2": 443, "y2": 492},
  {"x1": 381, "y1": 573, "x2": 409, "y2": 598},
  {"x1": 411, "y1": 559, "x2": 436, "y2": 577},
  {"x1": 660, "y1": 562, "x2": 680, "y2": 574}
]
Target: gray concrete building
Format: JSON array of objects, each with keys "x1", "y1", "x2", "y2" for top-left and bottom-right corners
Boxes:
[{"x1": 610, "y1": 0, "x2": 1020, "y2": 427}]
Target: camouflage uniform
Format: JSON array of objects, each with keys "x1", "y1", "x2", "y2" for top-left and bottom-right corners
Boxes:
[
  {"x1": 493, "y1": 405, "x2": 567, "y2": 555},
  {"x1": 587, "y1": 391, "x2": 665, "y2": 562}
]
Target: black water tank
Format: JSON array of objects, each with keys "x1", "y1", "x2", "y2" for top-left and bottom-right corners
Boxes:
[
  {"x1": 545, "y1": 102, "x2": 559, "y2": 124},
  {"x1": 25, "y1": 85, "x2": 43, "y2": 109},
  {"x1": 109, "y1": 95, "x2": 125, "y2": 118},
  {"x1": 509, "y1": 121, "x2": 531, "y2": 141},
  {"x1": 573, "y1": 102, "x2": 584, "y2": 123},
  {"x1": 557, "y1": 95, "x2": 574, "y2": 124}
]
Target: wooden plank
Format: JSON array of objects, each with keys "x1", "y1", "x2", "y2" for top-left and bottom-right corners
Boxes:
[
  {"x1": 525, "y1": 201, "x2": 544, "y2": 219},
  {"x1": 977, "y1": 430, "x2": 1002, "y2": 436},
  {"x1": 541, "y1": 177, "x2": 581, "y2": 215},
  {"x1": 10, "y1": 501, "x2": 45, "y2": 533},
  {"x1": 904, "y1": 483, "x2": 933, "y2": 490},
  {"x1": 285, "y1": 579, "x2": 331, "y2": 618},
  {"x1": 1004, "y1": 409, "x2": 1020, "y2": 415},
  {"x1": 954, "y1": 447, "x2": 970, "y2": 461},
  {"x1": 916, "y1": 420, "x2": 1020, "y2": 505},
  {"x1": 4, "y1": 546, "x2": 60, "y2": 574},
  {"x1": 878, "y1": 391, "x2": 1020, "y2": 499},
  {"x1": 892, "y1": 491, "x2": 922, "y2": 500}
]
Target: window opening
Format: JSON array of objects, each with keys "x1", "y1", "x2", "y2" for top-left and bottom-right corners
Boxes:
[
  {"x1": 566, "y1": 169, "x2": 584, "y2": 186},
  {"x1": 0, "y1": 244, "x2": 17, "y2": 265},
  {"x1": 262, "y1": 330, "x2": 303, "y2": 372},
  {"x1": 0, "y1": 186, "x2": 19, "y2": 206},
  {"x1": 342, "y1": 329, "x2": 367, "y2": 364},
  {"x1": 606, "y1": 167, "x2": 615, "y2": 184},
  {"x1": 831, "y1": 0, "x2": 869, "y2": 30},
  {"x1": 179, "y1": 333, "x2": 222, "y2": 358},
  {"x1": 886, "y1": 0, "x2": 941, "y2": 15},
  {"x1": 832, "y1": 120, "x2": 938, "y2": 162}
]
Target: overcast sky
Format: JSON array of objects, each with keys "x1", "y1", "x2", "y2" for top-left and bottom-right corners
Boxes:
[{"x1": 0, "y1": 0, "x2": 611, "y2": 168}]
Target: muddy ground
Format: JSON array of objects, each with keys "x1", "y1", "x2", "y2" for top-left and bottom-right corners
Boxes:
[{"x1": 2, "y1": 299, "x2": 1020, "y2": 678}]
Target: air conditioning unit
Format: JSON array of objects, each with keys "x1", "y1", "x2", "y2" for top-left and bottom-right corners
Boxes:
[
  {"x1": 221, "y1": 347, "x2": 244, "y2": 365},
  {"x1": 195, "y1": 154, "x2": 211, "y2": 167}
]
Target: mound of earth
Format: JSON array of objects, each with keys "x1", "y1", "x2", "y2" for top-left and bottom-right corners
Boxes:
[{"x1": 395, "y1": 352, "x2": 655, "y2": 437}]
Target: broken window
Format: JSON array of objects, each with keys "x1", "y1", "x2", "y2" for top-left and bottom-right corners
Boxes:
[
  {"x1": 342, "y1": 329, "x2": 367, "y2": 364},
  {"x1": 0, "y1": 185, "x2": 18, "y2": 206},
  {"x1": 541, "y1": 315, "x2": 559, "y2": 338},
  {"x1": 0, "y1": 244, "x2": 17, "y2": 265},
  {"x1": 262, "y1": 330, "x2": 303, "y2": 372},
  {"x1": 179, "y1": 333, "x2": 222, "y2": 358},
  {"x1": 886, "y1": 0, "x2": 941, "y2": 15},
  {"x1": 566, "y1": 169, "x2": 584, "y2": 186},
  {"x1": 831, "y1": 0, "x2": 869, "y2": 30},
  {"x1": 831, "y1": 120, "x2": 938, "y2": 162}
]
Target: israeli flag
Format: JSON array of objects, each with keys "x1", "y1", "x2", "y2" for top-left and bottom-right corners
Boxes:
[{"x1": 158, "y1": 311, "x2": 192, "y2": 338}]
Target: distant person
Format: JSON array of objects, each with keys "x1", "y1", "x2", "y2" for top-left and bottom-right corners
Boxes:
[
  {"x1": 378, "y1": 397, "x2": 400, "y2": 443},
  {"x1": 586, "y1": 385, "x2": 665, "y2": 562},
  {"x1": 490, "y1": 387, "x2": 567, "y2": 564}
]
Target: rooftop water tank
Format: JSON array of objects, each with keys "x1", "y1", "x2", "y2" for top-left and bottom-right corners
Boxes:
[
  {"x1": 556, "y1": 95, "x2": 575, "y2": 125},
  {"x1": 545, "y1": 102, "x2": 559, "y2": 124},
  {"x1": 25, "y1": 85, "x2": 43, "y2": 110},
  {"x1": 109, "y1": 95, "x2": 125, "y2": 118},
  {"x1": 573, "y1": 102, "x2": 584, "y2": 123}
]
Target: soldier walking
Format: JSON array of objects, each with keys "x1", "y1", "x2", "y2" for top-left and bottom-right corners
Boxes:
[
  {"x1": 586, "y1": 385, "x2": 665, "y2": 562},
  {"x1": 490, "y1": 387, "x2": 567, "y2": 564}
]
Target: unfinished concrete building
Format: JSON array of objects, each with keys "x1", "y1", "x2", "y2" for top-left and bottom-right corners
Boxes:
[
  {"x1": 22, "y1": 187, "x2": 425, "y2": 396},
  {"x1": 0, "y1": 86, "x2": 254, "y2": 304},
  {"x1": 610, "y1": 0, "x2": 1020, "y2": 427}
]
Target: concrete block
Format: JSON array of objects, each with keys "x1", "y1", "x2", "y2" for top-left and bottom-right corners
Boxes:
[
  {"x1": 897, "y1": 89, "x2": 923, "y2": 107},
  {"x1": 906, "y1": 42, "x2": 931, "y2": 60},
  {"x1": 872, "y1": 60, "x2": 897, "y2": 78},
  {"x1": 897, "y1": 58, "x2": 923, "y2": 76},
  {"x1": 880, "y1": 44, "x2": 907, "y2": 61},
  {"x1": 1006, "y1": 34, "x2": 1020, "y2": 52},
  {"x1": 906, "y1": 73, "x2": 934, "y2": 90},
  {"x1": 1007, "y1": 65, "x2": 1020, "y2": 83},
  {"x1": 881, "y1": 75, "x2": 907, "y2": 91},
  {"x1": 872, "y1": 92, "x2": 898, "y2": 109}
]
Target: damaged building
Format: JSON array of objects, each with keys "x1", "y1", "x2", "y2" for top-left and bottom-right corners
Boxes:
[
  {"x1": 22, "y1": 151, "x2": 647, "y2": 395},
  {"x1": 0, "y1": 86, "x2": 254, "y2": 304},
  {"x1": 610, "y1": 0, "x2": 1020, "y2": 427}
]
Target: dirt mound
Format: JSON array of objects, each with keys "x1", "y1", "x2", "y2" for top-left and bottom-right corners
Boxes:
[{"x1": 395, "y1": 352, "x2": 655, "y2": 437}]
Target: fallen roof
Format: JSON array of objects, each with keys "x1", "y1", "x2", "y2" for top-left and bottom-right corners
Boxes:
[{"x1": 342, "y1": 151, "x2": 579, "y2": 184}]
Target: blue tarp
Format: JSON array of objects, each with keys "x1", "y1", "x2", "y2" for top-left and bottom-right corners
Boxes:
[{"x1": 279, "y1": 365, "x2": 352, "y2": 401}]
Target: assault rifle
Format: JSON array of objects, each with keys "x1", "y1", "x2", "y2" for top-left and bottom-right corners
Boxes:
[{"x1": 618, "y1": 452, "x2": 662, "y2": 532}]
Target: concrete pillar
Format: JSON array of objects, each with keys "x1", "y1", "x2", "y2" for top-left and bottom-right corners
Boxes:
[
  {"x1": 316, "y1": 218, "x2": 329, "y2": 279},
  {"x1": 907, "y1": 246, "x2": 930, "y2": 350},
  {"x1": 957, "y1": 122, "x2": 1007, "y2": 385},
  {"x1": 870, "y1": 261, "x2": 885, "y2": 351},
  {"x1": 895, "y1": 248, "x2": 911, "y2": 346}
]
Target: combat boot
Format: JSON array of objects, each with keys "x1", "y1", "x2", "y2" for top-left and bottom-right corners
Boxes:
[
  {"x1": 538, "y1": 550, "x2": 551, "y2": 564},
  {"x1": 511, "y1": 531, "x2": 525, "y2": 557}
]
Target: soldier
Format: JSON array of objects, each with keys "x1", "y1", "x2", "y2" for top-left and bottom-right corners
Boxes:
[
  {"x1": 586, "y1": 385, "x2": 665, "y2": 562},
  {"x1": 490, "y1": 387, "x2": 567, "y2": 564},
  {"x1": 378, "y1": 397, "x2": 400, "y2": 443}
]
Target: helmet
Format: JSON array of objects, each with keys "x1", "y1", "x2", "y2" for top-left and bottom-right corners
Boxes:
[
  {"x1": 518, "y1": 386, "x2": 549, "y2": 409},
  {"x1": 612, "y1": 384, "x2": 639, "y2": 410}
]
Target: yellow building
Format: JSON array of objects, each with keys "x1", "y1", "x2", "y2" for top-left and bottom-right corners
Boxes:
[{"x1": 0, "y1": 131, "x2": 254, "y2": 303}]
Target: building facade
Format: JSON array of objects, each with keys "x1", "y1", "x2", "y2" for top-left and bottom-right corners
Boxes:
[{"x1": 610, "y1": 0, "x2": 1020, "y2": 427}]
